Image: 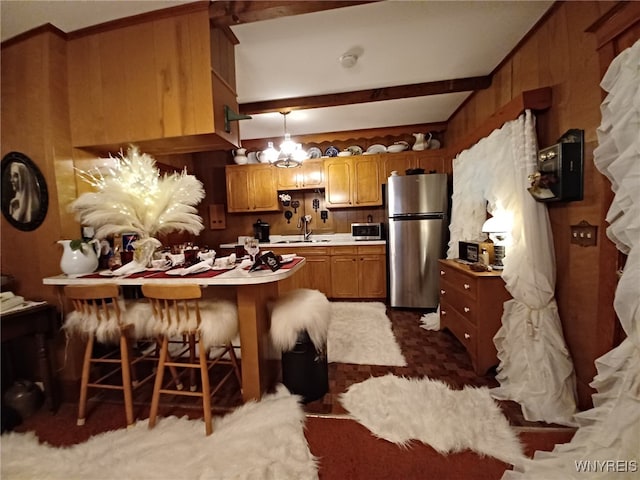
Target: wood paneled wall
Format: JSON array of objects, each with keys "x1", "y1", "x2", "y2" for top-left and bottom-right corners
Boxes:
[
  {"x1": 445, "y1": 1, "x2": 630, "y2": 409},
  {"x1": 0, "y1": 29, "x2": 76, "y2": 304}
]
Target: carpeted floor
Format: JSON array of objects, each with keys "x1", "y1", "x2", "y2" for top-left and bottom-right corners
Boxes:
[
  {"x1": 305, "y1": 416, "x2": 575, "y2": 480},
  {"x1": 3, "y1": 304, "x2": 577, "y2": 479},
  {"x1": 6, "y1": 402, "x2": 575, "y2": 479}
]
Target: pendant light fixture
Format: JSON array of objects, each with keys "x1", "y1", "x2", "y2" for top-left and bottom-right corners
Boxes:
[{"x1": 263, "y1": 112, "x2": 307, "y2": 168}]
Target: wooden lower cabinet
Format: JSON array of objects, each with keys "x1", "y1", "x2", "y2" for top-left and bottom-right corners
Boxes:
[
  {"x1": 270, "y1": 244, "x2": 387, "y2": 299},
  {"x1": 330, "y1": 245, "x2": 386, "y2": 299},
  {"x1": 269, "y1": 247, "x2": 331, "y2": 296},
  {"x1": 438, "y1": 259, "x2": 511, "y2": 375}
]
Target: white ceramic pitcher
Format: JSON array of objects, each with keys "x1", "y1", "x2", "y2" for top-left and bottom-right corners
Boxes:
[
  {"x1": 412, "y1": 133, "x2": 427, "y2": 151},
  {"x1": 58, "y1": 239, "x2": 100, "y2": 275}
]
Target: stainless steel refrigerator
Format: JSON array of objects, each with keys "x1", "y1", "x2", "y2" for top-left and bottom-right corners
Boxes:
[{"x1": 387, "y1": 173, "x2": 448, "y2": 308}]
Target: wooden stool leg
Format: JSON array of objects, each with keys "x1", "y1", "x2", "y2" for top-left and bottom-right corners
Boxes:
[
  {"x1": 77, "y1": 335, "x2": 94, "y2": 426},
  {"x1": 199, "y1": 340, "x2": 213, "y2": 436},
  {"x1": 119, "y1": 332, "x2": 135, "y2": 427},
  {"x1": 149, "y1": 336, "x2": 169, "y2": 430},
  {"x1": 124, "y1": 326, "x2": 140, "y2": 387},
  {"x1": 228, "y1": 344, "x2": 243, "y2": 387},
  {"x1": 189, "y1": 334, "x2": 197, "y2": 392},
  {"x1": 155, "y1": 336, "x2": 183, "y2": 391}
]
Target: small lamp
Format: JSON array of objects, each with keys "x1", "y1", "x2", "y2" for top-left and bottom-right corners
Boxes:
[{"x1": 482, "y1": 216, "x2": 509, "y2": 270}]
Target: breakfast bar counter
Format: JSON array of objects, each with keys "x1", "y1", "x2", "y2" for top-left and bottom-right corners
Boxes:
[{"x1": 43, "y1": 258, "x2": 306, "y2": 402}]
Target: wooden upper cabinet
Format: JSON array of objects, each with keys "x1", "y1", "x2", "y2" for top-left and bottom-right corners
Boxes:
[
  {"x1": 381, "y1": 150, "x2": 446, "y2": 181},
  {"x1": 324, "y1": 158, "x2": 352, "y2": 207},
  {"x1": 352, "y1": 156, "x2": 382, "y2": 205},
  {"x1": 324, "y1": 156, "x2": 382, "y2": 208},
  {"x1": 225, "y1": 164, "x2": 279, "y2": 213},
  {"x1": 277, "y1": 159, "x2": 324, "y2": 190},
  {"x1": 67, "y1": 4, "x2": 239, "y2": 155},
  {"x1": 381, "y1": 153, "x2": 416, "y2": 181},
  {"x1": 416, "y1": 150, "x2": 446, "y2": 174}
]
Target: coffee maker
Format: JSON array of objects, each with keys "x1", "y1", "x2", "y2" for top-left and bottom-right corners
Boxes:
[{"x1": 253, "y1": 219, "x2": 270, "y2": 243}]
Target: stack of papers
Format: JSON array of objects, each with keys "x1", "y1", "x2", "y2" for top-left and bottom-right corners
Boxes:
[{"x1": 1, "y1": 291, "x2": 25, "y2": 312}]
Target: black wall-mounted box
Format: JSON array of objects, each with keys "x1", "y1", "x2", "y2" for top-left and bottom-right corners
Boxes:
[{"x1": 529, "y1": 129, "x2": 584, "y2": 203}]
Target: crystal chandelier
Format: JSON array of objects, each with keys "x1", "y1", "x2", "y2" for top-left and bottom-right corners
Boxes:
[{"x1": 262, "y1": 112, "x2": 308, "y2": 168}]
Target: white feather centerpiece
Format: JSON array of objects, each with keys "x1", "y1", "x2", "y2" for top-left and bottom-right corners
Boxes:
[{"x1": 69, "y1": 146, "x2": 205, "y2": 266}]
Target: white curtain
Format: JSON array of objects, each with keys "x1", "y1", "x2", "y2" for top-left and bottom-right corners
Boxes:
[
  {"x1": 503, "y1": 39, "x2": 640, "y2": 480},
  {"x1": 446, "y1": 111, "x2": 578, "y2": 426}
]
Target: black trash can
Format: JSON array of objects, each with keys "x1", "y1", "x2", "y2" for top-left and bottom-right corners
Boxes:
[{"x1": 281, "y1": 330, "x2": 328, "y2": 403}]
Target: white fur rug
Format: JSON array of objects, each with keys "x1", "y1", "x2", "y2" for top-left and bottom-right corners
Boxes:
[
  {"x1": 340, "y1": 374, "x2": 526, "y2": 466},
  {"x1": 1, "y1": 386, "x2": 318, "y2": 480},
  {"x1": 328, "y1": 302, "x2": 406, "y2": 366}
]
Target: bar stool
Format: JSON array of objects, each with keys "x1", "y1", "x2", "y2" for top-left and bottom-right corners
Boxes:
[
  {"x1": 62, "y1": 284, "x2": 155, "y2": 427},
  {"x1": 140, "y1": 284, "x2": 241, "y2": 436}
]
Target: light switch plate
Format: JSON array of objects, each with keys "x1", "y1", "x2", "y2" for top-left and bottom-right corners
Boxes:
[{"x1": 570, "y1": 221, "x2": 597, "y2": 247}]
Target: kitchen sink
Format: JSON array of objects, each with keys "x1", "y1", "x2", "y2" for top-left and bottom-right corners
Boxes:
[{"x1": 274, "y1": 239, "x2": 331, "y2": 244}]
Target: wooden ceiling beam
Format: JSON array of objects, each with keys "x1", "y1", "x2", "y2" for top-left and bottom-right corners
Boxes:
[
  {"x1": 239, "y1": 76, "x2": 491, "y2": 115},
  {"x1": 209, "y1": 1, "x2": 378, "y2": 27}
]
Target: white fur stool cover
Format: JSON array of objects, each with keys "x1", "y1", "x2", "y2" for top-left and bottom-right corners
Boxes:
[
  {"x1": 62, "y1": 300, "x2": 154, "y2": 344},
  {"x1": 270, "y1": 289, "x2": 330, "y2": 352},
  {"x1": 143, "y1": 298, "x2": 239, "y2": 351}
]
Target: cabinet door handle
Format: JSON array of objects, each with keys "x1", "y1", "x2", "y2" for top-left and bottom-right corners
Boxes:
[
  {"x1": 464, "y1": 333, "x2": 471, "y2": 339},
  {"x1": 464, "y1": 307, "x2": 470, "y2": 313},
  {"x1": 464, "y1": 283, "x2": 470, "y2": 290},
  {"x1": 440, "y1": 270, "x2": 445, "y2": 276},
  {"x1": 441, "y1": 310, "x2": 447, "y2": 316},
  {"x1": 440, "y1": 289, "x2": 446, "y2": 295}
]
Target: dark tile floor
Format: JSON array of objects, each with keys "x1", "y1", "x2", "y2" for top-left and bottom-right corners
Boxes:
[{"x1": 121, "y1": 305, "x2": 556, "y2": 428}]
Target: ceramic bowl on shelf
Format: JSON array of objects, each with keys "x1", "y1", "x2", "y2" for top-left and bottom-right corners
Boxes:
[
  {"x1": 337, "y1": 151, "x2": 352, "y2": 157},
  {"x1": 387, "y1": 144, "x2": 407, "y2": 153}
]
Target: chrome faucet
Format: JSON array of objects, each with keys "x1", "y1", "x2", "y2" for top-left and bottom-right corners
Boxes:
[{"x1": 298, "y1": 215, "x2": 313, "y2": 241}]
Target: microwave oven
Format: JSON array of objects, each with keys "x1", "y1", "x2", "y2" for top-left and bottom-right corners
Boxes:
[{"x1": 351, "y1": 223, "x2": 384, "y2": 241}]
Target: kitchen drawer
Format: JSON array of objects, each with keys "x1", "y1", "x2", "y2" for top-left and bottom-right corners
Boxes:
[
  {"x1": 269, "y1": 246, "x2": 330, "y2": 256},
  {"x1": 440, "y1": 301, "x2": 477, "y2": 363},
  {"x1": 439, "y1": 265, "x2": 477, "y2": 300},
  {"x1": 439, "y1": 281, "x2": 477, "y2": 324},
  {"x1": 330, "y1": 246, "x2": 358, "y2": 255},
  {"x1": 357, "y1": 245, "x2": 385, "y2": 255}
]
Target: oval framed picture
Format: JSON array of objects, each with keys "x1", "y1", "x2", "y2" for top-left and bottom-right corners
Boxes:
[{"x1": 1, "y1": 151, "x2": 49, "y2": 231}]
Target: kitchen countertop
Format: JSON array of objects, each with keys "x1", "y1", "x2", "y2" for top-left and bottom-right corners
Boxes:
[{"x1": 219, "y1": 234, "x2": 386, "y2": 249}]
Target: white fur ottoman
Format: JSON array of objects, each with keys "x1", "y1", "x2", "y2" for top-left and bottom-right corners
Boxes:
[{"x1": 270, "y1": 289, "x2": 330, "y2": 403}]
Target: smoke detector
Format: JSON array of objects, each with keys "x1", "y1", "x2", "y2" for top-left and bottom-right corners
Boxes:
[{"x1": 339, "y1": 53, "x2": 358, "y2": 68}]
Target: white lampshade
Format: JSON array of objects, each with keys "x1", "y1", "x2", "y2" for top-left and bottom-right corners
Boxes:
[{"x1": 482, "y1": 216, "x2": 509, "y2": 234}]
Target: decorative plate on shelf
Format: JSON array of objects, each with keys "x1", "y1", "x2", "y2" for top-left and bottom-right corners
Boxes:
[
  {"x1": 324, "y1": 146, "x2": 340, "y2": 157},
  {"x1": 366, "y1": 144, "x2": 387, "y2": 154},
  {"x1": 346, "y1": 145, "x2": 363, "y2": 156},
  {"x1": 307, "y1": 147, "x2": 322, "y2": 159}
]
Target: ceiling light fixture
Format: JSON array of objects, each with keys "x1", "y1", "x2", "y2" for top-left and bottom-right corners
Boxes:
[{"x1": 262, "y1": 112, "x2": 307, "y2": 168}]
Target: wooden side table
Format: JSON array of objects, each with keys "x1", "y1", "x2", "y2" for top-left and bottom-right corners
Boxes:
[
  {"x1": 1, "y1": 303, "x2": 59, "y2": 412},
  {"x1": 438, "y1": 259, "x2": 511, "y2": 375}
]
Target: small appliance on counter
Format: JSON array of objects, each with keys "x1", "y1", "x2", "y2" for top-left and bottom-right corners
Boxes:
[
  {"x1": 253, "y1": 219, "x2": 270, "y2": 243},
  {"x1": 351, "y1": 222, "x2": 384, "y2": 241},
  {"x1": 458, "y1": 240, "x2": 495, "y2": 265}
]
